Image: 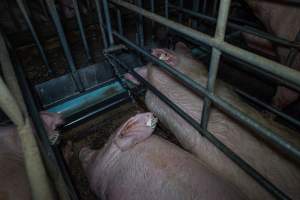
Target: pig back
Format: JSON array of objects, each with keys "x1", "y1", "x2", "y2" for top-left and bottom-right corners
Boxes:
[
  {"x1": 144, "y1": 53, "x2": 300, "y2": 199},
  {"x1": 95, "y1": 135, "x2": 246, "y2": 200}
]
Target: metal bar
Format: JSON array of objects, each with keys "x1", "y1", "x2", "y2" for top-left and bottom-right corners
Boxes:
[
  {"x1": 150, "y1": 0, "x2": 155, "y2": 44},
  {"x1": 235, "y1": 89, "x2": 300, "y2": 129},
  {"x1": 202, "y1": 0, "x2": 207, "y2": 14},
  {"x1": 9, "y1": 49, "x2": 74, "y2": 200},
  {"x1": 192, "y1": 0, "x2": 200, "y2": 28},
  {"x1": 169, "y1": 4, "x2": 300, "y2": 49},
  {"x1": 113, "y1": 31, "x2": 300, "y2": 163},
  {"x1": 177, "y1": 0, "x2": 183, "y2": 23},
  {"x1": 165, "y1": 0, "x2": 169, "y2": 19},
  {"x1": 45, "y1": 0, "x2": 84, "y2": 92},
  {"x1": 212, "y1": 0, "x2": 219, "y2": 17},
  {"x1": 16, "y1": 0, "x2": 53, "y2": 74},
  {"x1": 72, "y1": 0, "x2": 93, "y2": 64},
  {"x1": 102, "y1": 0, "x2": 114, "y2": 46},
  {"x1": 108, "y1": 54, "x2": 291, "y2": 200},
  {"x1": 110, "y1": 0, "x2": 300, "y2": 89},
  {"x1": 136, "y1": 0, "x2": 144, "y2": 46},
  {"x1": 201, "y1": 0, "x2": 230, "y2": 129},
  {"x1": 95, "y1": 0, "x2": 109, "y2": 48},
  {"x1": 116, "y1": 8, "x2": 124, "y2": 35}
]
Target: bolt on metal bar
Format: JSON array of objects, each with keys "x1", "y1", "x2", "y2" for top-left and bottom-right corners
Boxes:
[
  {"x1": 110, "y1": 0, "x2": 300, "y2": 89},
  {"x1": 16, "y1": 0, "x2": 53, "y2": 74},
  {"x1": 45, "y1": 0, "x2": 84, "y2": 92},
  {"x1": 103, "y1": 0, "x2": 114, "y2": 46},
  {"x1": 95, "y1": 0, "x2": 109, "y2": 48},
  {"x1": 201, "y1": 0, "x2": 230, "y2": 129},
  {"x1": 169, "y1": 4, "x2": 300, "y2": 49},
  {"x1": 113, "y1": 30, "x2": 300, "y2": 163},
  {"x1": 108, "y1": 54, "x2": 291, "y2": 200},
  {"x1": 191, "y1": 0, "x2": 200, "y2": 28},
  {"x1": 72, "y1": 0, "x2": 93, "y2": 64}
]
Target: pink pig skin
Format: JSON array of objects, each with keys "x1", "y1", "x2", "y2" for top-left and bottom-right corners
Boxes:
[
  {"x1": 125, "y1": 43, "x2": 300, "y2": 200},
  {"x1": 79, "y1": 112, "x2": 246, "y2": 200}
]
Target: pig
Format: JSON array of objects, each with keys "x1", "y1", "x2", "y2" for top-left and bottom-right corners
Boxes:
[
  {"x1": 244, "y1": 0, "x2": 300, "y2": 109},
  {"x1": 125, "y1": 43, "x2": 300, "y2": 200},
  {"x1": 79, "y1": 112, "x2": 246, "y2": 200},
  {"x1": 0, "y1": 111, "x2": 64, "y2": 200}
]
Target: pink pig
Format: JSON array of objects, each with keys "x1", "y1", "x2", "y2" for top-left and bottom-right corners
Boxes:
[
  {"x1": 79, "y1": 112, "x2": 246, "y2": 200},
  {"x1": 125, "y1": 43, "x2": 300, "y2": 199},
  {"x1": 0, "y1": 111, "x2": 64, "y2": 200}
]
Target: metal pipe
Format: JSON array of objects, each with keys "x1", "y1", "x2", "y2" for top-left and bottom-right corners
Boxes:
[
  {"x1": 202, "y1": 0, "x2": 207, "y2": 14},
  {"x1": 169, "y1": 4, "x2": 300, "y2": 49},
  {"x1": 116, "y1": 8, "x2": 124, "y2": 35},
  {"x1": 234, "y1": 89, "x2": 300, "y2": 129},
  {"x1": 201, "y1": 0, "x2": 230, "y2": 129},
  {"x1": 135, "y1": 0, "x2": 144, "y2": 46},
  {"x1": 16, "y1": 0, "x2": 53, "y2": 74},
  {"x1": 110, "y1": 0, "x2": 300, "y2": 89},
  {"x1": 177, "y1": 0, "x2": 183, "y2": 23},
  {"x1": 165, "y1": 0, "x2": 169, "y2": 19},
  {"x1": 102, "y1": 0, "x2": 114, "y2": 46},
  {"x1": 150, "y1": 0, "x2": 155, "y2": 44},
  {"x1": 0, "y1": 34, "x2": 56, "y2": 200},
  {"x1": 108, "y1": 54, "x2": 291, "y2": 200},
  {"x1": 45, "y1": 0, "x2": 84, "y2": 92},
  {"x1": 12, "y1": 52, "x2": 75, "y2": 200},
  {"x1": 212, "y1": 0, "x2": 219, "y2": 17},
  {"x1": 191, "y1": 0, "x2": 200, "y2": 28},
  {"x1": 95, "y1": 0, "x2": 109, "y2": 48},
  {"x1": 113, "y1": 31, "x2": 300, "y2": 162},
  {"x1": 72, "y1": 0, "x2": 93, "y2": 64}
]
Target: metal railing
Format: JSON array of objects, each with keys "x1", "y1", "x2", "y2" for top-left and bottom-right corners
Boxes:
[{"x1": 107, "y1": 0, "x2": 300, "y2": 199}]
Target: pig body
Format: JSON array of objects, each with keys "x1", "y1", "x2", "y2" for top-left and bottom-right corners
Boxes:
[
  {"x1": 126, "y1": 44, "x2": 300, "y2": 199},
  {"x1": 0, "y1": 111, "x2": 64, "y2": 200},
  {"x1": 245, "y1": 1, "x2": 300, "y2": 108},
  {"x1": 79, "y1": 113, "x2": 246, "y2": 200}
]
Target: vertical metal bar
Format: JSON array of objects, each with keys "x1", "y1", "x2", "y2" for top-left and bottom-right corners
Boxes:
[
  {"x1": 116, "y1": 8, "x2": 124, "y2": 35},
  {"x1": 95, "y1": 0, "x2": 109, "y2": 48},
  {"x1": 45, "y1": 0, "x2": 84, "y2": 92},
  {"x1": 201, "y1": 0, "x2": 231, "y2": 129},
  {"x1": 136, "y1": 0, "x2": 144, "y2": 47},
  {"x1": 16, "y1": 0, "x2": 53, "y2": 74},
  {"x1": 150, "y1": 0, "x2": 155, "y2": 44},
  {"x1": 177, "y1": 0, "x2": 183, "y2": 23},
  {"x1": 212, "y1": 0, "x2": 219, "y2": 17},
  {"x1": 102, "y1": 0, "x2": 114, "y2": 46},
  {"x1": 192, "y1": 0, "x2": 200, "y2": 28},
  {"x1": 72, "y1": 0, "x2": 92, "y2": 64},
  {"x1": 285, "y1": 30, "x2": 300, "y2": 67},
  {"x1": 165, "y1": 0, "x2": 169, "y2": 19},
  {"x1": 202, "y1": 0, "x2": 207, "y2": 14}
]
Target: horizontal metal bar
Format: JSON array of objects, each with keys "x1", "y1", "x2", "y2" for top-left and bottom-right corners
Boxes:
[
  {"x1": 113, "y1": 31, "x2": 300, "y2": 163},
  {"x1": 107, "y1": 54, "x2": 291, "y2": 200},
  {"x1": 235, "y1": 89, "x2": 300, "y2": 129},
  {"x1": 110, "y1": 0, "x2": 300, "y2": 91},
  {"x1": 169, "y1": 4, "x2": 300, "y2": 49}
]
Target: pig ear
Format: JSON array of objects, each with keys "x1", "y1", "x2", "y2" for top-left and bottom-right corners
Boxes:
[
  {"x1": 113, "y1": 114, "x2": 156, "y2": 151},
  {"x1": 175, "y1": 42, "x2": 192, "y2": 56},
  {"x1": 124, "y1": 66, "x2": 148, "y2": 85}
]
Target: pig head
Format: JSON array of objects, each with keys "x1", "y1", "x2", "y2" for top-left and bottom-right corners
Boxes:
[{"x1": 79, "y1": 112, "x2": 246, "y2": 200}]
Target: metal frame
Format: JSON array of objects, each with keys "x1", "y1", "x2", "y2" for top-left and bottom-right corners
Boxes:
[
  {"x1": 107, "y1": 1, "x2": 300, "y2": 199},
  {"x1": 3, "y1": 0, "x2": 300, "y2": 199}
]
